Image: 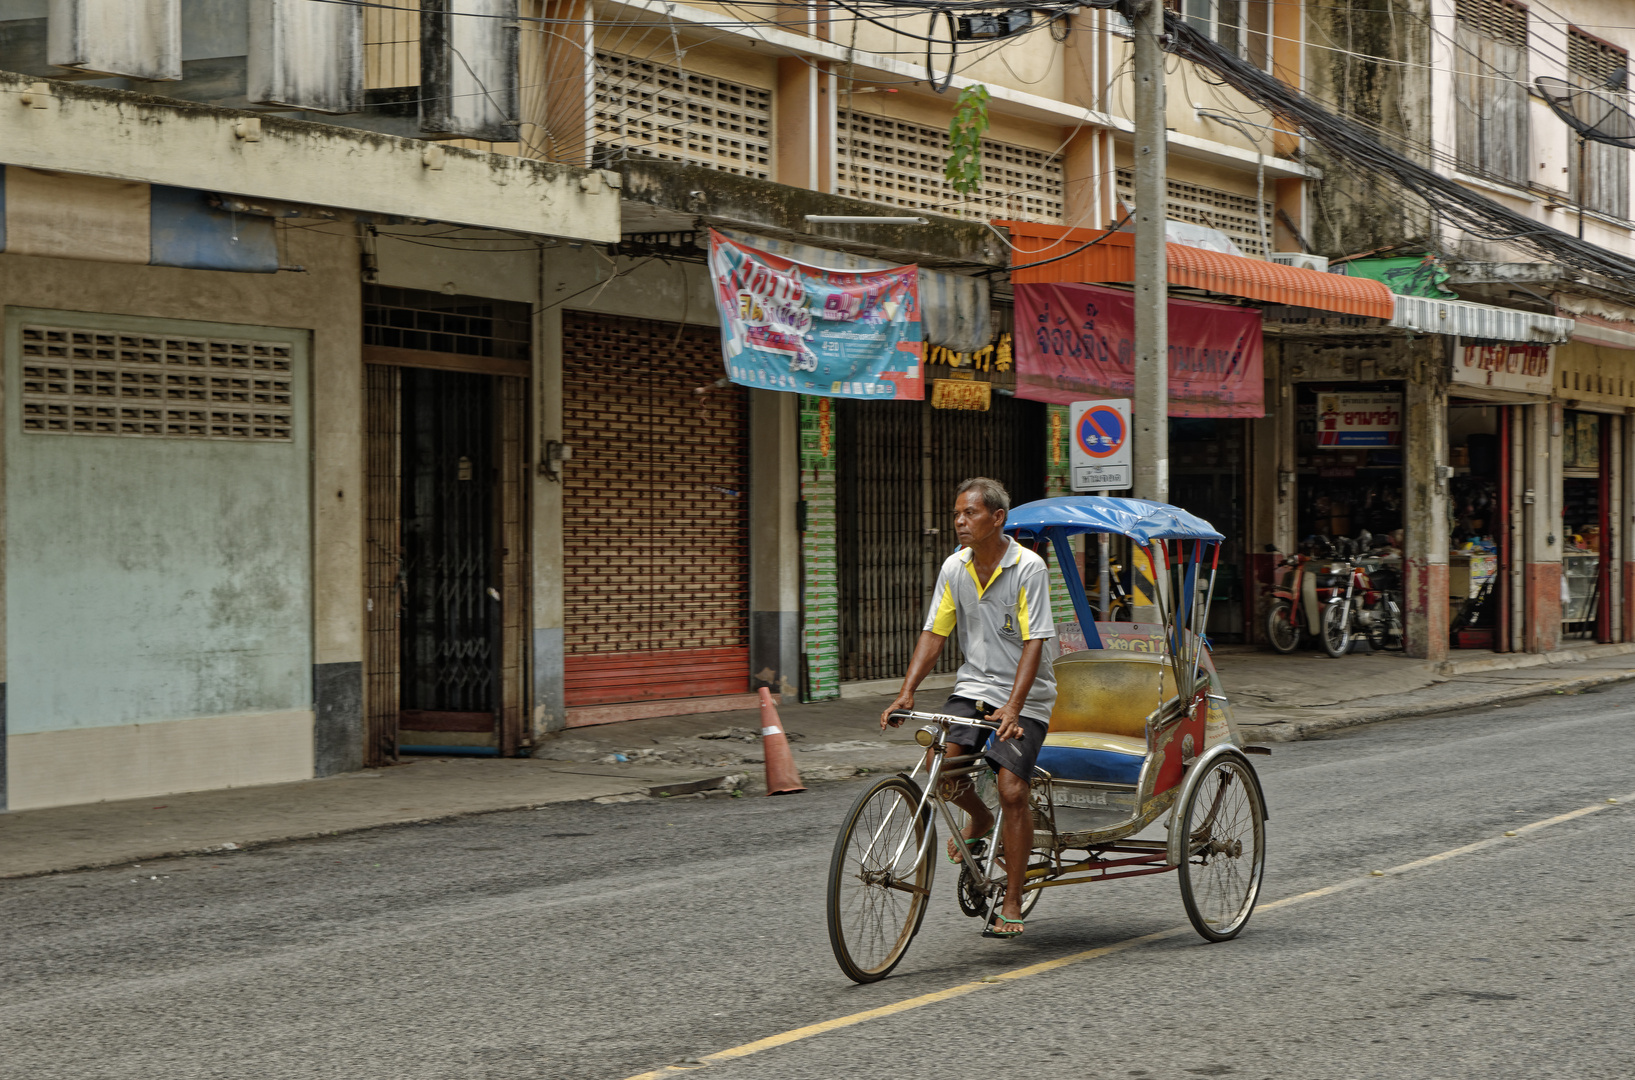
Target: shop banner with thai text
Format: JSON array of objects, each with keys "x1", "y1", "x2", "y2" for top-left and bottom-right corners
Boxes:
[
  {"x1": 708, "y1": 229, "x2": 924, "y2": 400},
  {"x1": 1014, "y1": 281, "x2": 1263, "y2": 417},
  {"x1": 1316, "y1": 391, "x2": 1401, "y2": 447}
]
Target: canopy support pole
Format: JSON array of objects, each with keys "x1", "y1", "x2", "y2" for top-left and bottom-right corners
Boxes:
[{"x1": 1049, "y1": 526, "x2": 1103, "y2": 650}]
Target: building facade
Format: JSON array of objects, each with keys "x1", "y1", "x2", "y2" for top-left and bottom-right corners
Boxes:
[{"x1": 20, "y1": 1, "x2": 1620, "y2": 809}]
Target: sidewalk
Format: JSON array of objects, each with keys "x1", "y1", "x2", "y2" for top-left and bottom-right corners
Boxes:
[{"x1": 4, "y1": 642, "x2": 1633, "y2": 879}]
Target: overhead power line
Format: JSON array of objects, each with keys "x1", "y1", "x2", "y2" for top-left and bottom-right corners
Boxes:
[{"x1": 1162, "y1": 8, "x2": 1635, "y2": 286}]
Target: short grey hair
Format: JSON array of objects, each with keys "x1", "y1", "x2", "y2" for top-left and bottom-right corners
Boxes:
[{"x1": 956, "y1": 476, "x2": 1011, "y2": 513}]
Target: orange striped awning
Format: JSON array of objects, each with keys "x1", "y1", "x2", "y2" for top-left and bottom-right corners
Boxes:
[{"x1": 994, "y1": 221, "x2": 1394, "y2": 320}]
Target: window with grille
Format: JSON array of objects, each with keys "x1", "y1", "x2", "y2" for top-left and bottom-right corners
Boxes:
[
  {"x1": 1454, "y1": 0, "x2": 1529, "y2": 185},
  {"x1": 1114, "y1": 169, "x2": 1274, "y2": 257},
  {"x1": 836, "y1": 111, "x2": 1064, "y2": 222},
  {"x1": 1181, "y1": 0, "x2": 1271, "y2": 70},
  {"x1": 1568, "y1": 27, "x2": 1630, "y2": 220},
  {"x1": 19, "y1": 325, "x2": 294, "y2": 441},
  {"x1": 592, "y1": 52, "x2": 771, "y2": 178},
  {"x1": 364, "y1": 285, "x2": 531, "y2": 359}
]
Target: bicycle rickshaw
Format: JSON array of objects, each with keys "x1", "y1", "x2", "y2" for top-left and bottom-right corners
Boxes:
[{"x1": 826, "y1": 496, "x2": 1269, "y2": 983}]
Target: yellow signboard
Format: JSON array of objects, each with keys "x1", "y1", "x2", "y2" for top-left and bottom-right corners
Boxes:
[{"x1": 931, "y1": 379, "x2": 992, "y2": 411}]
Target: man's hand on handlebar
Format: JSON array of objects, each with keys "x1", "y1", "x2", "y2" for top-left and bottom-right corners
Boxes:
[
  {"x1": 988, "y1": 702, "x2": 1025, "y2": 742},
  {"x1": 881, "y1": 691, "x2": 914, "y2": 730}
]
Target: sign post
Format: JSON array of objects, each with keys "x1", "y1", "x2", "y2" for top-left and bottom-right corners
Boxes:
[{"x1": 1069, "y1": 398, "x2": 1132, "y2": 491}]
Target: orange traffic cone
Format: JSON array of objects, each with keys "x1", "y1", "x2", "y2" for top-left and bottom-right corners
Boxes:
[{"x1": 758, "y1": 686, "x2": 807, "y2": 796}]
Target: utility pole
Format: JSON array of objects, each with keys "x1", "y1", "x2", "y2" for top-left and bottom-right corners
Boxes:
[{"x1": 1131, "y1": 0, "x2": 1168, "y2": 505}]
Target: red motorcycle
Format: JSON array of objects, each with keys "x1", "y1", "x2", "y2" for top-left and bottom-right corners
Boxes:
[
  {"x1": 1264, "y1": 551, "x2": 1326, "y2": 653},
  {"x1": 1265, "y1": 534, "x2": 1401, "y2": 656}
]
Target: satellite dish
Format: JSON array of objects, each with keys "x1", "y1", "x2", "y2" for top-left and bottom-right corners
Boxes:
[{"x1": 1536, "y1": 76, "x2": 1635, "y2": 149}]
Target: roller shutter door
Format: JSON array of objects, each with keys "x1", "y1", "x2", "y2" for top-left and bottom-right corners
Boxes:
[{"x1": 562, "y1": 311, "x2": 750, "y2": 706}]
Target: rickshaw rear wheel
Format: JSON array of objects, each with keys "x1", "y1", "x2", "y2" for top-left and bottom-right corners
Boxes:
[
  {"x1": 1178, "y1": 753, "x2": 1266, "y2": 942},
  {"x1": 826, "y1": 775, "x2": 935, "y2": 983}
]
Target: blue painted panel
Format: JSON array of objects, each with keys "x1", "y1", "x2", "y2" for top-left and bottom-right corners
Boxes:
[
  {"x1": 1035, "y1": 744, "x2": 1144, "y2": 785},
  {"x1": 149, "y1": 185, "x2": 279, "y2": 273}
]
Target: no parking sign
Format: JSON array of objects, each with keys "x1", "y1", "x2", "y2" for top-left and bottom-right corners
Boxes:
[{"x1": 1069, "y1": 398, "x2": 1131, "y2": 491}]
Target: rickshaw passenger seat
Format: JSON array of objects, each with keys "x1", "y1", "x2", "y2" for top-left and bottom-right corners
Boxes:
[
  {"x1": 1036, "y1": 732, "x2": 1145, "y2": 785},
  {"x1": 1047, "y1": 649, "x2": 1177, "y2": 740},
  {"x1": 1037, "y1": 649, "x2": 1174, "y2": 788}
]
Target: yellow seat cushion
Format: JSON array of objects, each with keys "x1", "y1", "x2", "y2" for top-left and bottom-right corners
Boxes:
[
  {"x1": 1042, "y1": 732, "x2": 1148, "y2": 756},
  {"x1": 1048, "y1": 649, "x2": 1176, "y2": 739}
]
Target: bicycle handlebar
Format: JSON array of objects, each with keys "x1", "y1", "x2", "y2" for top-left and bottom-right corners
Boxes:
[{"x1": 888, "y1": 709, "x2": 1002, "y2": 732}]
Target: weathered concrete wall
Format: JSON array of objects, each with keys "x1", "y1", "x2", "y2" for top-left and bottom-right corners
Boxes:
[
  {"x1": 1523, "y1": 401, "x2": 1563, "y2": 652},
  {"x1": 0, "y1": 224, "x2": 363, "y2": 808},
  {"x1": 1302, "y1": 0, "x2": 1436, "y2": 256},
  {"x1": 0, "y1": 71, "x2": 621, "y2": 242},
  {"x1": 1402, "y1": 338, "x2": 1449, "y2": 661},
  {"x1": 748, "y1": 390, "x2": 800, "y2": 700}
]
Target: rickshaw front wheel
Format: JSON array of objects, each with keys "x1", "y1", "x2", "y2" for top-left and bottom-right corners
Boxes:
[
  {"x1": 1177, "y1": 754, "x2": 1266, "y2": 942},
  {"x1": 826, "y1": 775, "x2": 935, "y2": 983}
]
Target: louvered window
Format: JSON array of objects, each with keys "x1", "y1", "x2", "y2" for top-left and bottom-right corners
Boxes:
[
  {"x1": 20, "y1": 325, "x2": 293, "y2": 441},
  {"x1": 1454, "y1": 0, "x2": 1529, "y2": 185},
  {"x1": 592, "y1": 52, "x2": 772, "y2": 177},
  {"x1": 836, "y1": 111, "x2": 1064, "y2": 222},
  {"x1": 1568, "y1": 27, "x2": 1630, "y2": 219},
  {"x1": 1114, "y1": 169, "x2": 1274, "y2": 257}
]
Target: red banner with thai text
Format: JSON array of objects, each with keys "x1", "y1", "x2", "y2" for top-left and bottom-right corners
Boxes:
[{"x1": 1014, "y1": 282, "x2": 1264, "y2": 417}]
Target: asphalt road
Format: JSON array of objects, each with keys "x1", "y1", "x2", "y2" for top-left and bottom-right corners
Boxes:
[{"x1": 3, "y1": 684, "x2": 1633, "y2": 1080}]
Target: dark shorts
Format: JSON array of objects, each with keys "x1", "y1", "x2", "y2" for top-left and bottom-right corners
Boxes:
[{"x1": 942, "y1": 695, "x2": 1049, "y2": 781}]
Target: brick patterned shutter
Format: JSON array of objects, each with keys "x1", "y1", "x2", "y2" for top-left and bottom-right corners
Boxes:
[{"x1": 562, "y1": 311, "x2": 750, "y2": 705}]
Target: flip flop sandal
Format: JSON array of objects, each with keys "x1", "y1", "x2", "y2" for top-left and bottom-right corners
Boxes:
[
  {"x1": 947, "y1": 825, "x2": 995, "y2": 864},
  {"x1": 983, "y1": 916, "x2": 1025, "y2": 939}
]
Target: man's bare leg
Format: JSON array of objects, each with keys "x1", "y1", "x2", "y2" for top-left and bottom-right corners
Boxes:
[
  {"x1": 994, "y1": 767, "x2": 1033, "y2": 930},
  {"x1": 935, "y1": 743, "x2": 995, "y2": 861}
]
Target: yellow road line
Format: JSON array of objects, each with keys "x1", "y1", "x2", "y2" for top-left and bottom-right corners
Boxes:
[{"x1": 622, "y1": 790, "x2": 1633, "y2": 1080}]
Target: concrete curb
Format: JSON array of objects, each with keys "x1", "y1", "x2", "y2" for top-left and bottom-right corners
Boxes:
[
  {"x1": 1240, "y1": 668, "x2": 1635, "y2": 743},
  {"x1": 0, "y1": 772, "x2": 808, "y2": 882},
  {"x1": 0, "y1": 795, "x2": 654, "y2": 882}
]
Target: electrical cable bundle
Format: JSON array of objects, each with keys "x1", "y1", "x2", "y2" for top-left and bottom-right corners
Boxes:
[{"x1": 1161, "y1": 9, "x2": 1635, "y2": 287}]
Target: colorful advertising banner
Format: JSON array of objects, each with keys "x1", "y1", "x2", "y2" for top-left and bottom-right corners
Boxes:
[
  {"x1": 708, "y1": 229, "x2": 924, "y2": 399},
  {"x1": 1014, "y1": 281, "x2": 1264, "y2": 417},
  {"x1": 1316, "y1": 392, "x2": 1402, "y2": 448}
]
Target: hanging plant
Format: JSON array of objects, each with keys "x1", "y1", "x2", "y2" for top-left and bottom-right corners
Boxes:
[{"x1": 944, "y1": 84, "x2": 991, "y2": 196}]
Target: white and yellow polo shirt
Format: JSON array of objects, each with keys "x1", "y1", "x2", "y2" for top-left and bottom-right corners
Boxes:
[{"x1": 922, "y1": 536, "x2": 1057, "y2": 722}]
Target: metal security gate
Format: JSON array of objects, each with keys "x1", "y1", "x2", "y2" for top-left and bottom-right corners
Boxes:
[
  {"x1": 561, "y1": 311, "x2": 750, "y2": 706},
  {"x1": 837, "y1": 395, "x2": 1046, "y2": 682},
  {"x1": 365, "y1": 364, "x2": 403, "y2": 766},
  {"x1": 361, "y1": 286, "x2": 532, "y2": 764},
  {"x1": 400, "y1": 369, "x2": 498, "y2": 733}
]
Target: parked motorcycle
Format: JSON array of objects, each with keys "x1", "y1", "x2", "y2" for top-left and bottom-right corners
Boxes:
[
  {"x1": 1264, "y1": 537, "x2": 1342, "y2": 653},
  {"x1": 1266, "y1": 533, "x2": 1403, "y2": 656}
]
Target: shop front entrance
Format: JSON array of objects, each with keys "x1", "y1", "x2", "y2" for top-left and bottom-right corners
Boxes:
[
  {"x1": 1446, "y1": 402, "x2": 1511, "y2": 651},
  {"x1": 1562, "y1": 409, "x2": 1612, "y2": 642},
  {"x1": 1170, "y1": 418, "x2": 1249, "y2": 640},
  {"x1": 362, "y1": 287, "x2": 533, "y2": 765},
  {"x1": 835, "y1": 396, "x2": 1046, "y2": 682},
  {"x1": 1296, "y1": 383, "x2": 1405, "y2": 544}
]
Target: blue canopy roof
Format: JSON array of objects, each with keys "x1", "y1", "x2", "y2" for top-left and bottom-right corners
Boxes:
[{"x1": 1005, "y1": 496, "x2": 1224, "y2": 544}]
